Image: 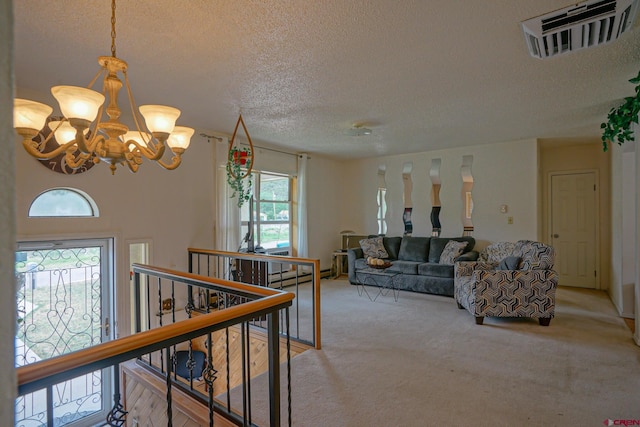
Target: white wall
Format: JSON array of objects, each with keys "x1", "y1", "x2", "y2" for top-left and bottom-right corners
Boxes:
[
  {"x1": 14, "y1": 125, "x2": 216, "y2": 336},
  {"x1": 339, "y1": 139, "x2": 539, "y2": 250},
  {"x1": 622, "y1": 149, "x2": 636, "y2": 317},
  {"x1": 306, "y1": 155, "x2": 344, "y2": 268},
  {"x1": 0, "y1": 0, "x2": 15, "y2": 422}
]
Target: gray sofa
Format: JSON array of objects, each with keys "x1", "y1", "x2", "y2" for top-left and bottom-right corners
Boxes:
[{"x1": 347, "y1": 236, "x2": 478, "y2": 297}]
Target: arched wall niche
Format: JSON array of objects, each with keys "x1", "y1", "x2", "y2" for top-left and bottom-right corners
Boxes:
[
  {"x1": 402, "y1": 162, "x2": 413, "y2": 235},
  {"x1": 377, "y1": 164, "x2": 387, "y2": 235},
  {"x1": 461, "y1": 155, "x2": 474, "y2": 236},
  {"x1": 429, "y1": 158, "x2": 442, "y2": 236}
]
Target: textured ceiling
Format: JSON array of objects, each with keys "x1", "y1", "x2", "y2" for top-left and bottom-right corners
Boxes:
[{"x1": 13, "y1": 0, "x2": 640, "y2": 159}]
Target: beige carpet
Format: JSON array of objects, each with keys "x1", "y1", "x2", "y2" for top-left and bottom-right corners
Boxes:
[{"x1": 236, "y1": 279, "x2": 640, "y2": 426}]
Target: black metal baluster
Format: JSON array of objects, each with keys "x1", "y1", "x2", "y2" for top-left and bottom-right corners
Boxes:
[
  {"x1": 158, "y1": 277, "x2": 164, "y2": 373},
  {"x1": 246, "y1": 324, "x2": 252, "y2": 424},
  {"x1": 203, "y1": 332, "x2": 218, "y2": 427},
  {"x1": 106, "y1": 364, "x2": 127, "y2": 426},
  {"x1": 267, "y1": 311, "x2": 281, "y2": 427},
  {"x1": 286, "y1": 307, "x2": 292, "y2": 427},
  {"x1": 241, "y1": 322, "x2": 247, "y2": 426},
  {"x1": 225, "y1": 324, "x2": 231, "y2": 411},
  {"x1": 46, "y1": 385, "x2": 53, "y2": 426},
  {"x1": 166, "y1": 347, "x2": 174, "y2": 427}
]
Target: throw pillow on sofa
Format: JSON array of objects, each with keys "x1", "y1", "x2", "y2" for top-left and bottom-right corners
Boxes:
[
  {"x1": 439, "y1": 240, "x2": 467, "y2": 265},
  {"x1": 359, "y1": 237, "x2": 389, "y2": 258}
]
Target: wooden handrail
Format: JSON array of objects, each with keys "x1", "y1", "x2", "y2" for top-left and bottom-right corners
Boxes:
[
  {"x1": 188, "y1": 247, "x2": 321, "y2": 265},
  {"x1": 188, "y1": 249, "x2": 322, "y2": 349},
  {"x1": 17, "y1": 267, "x2": 294, "y2": 395}
]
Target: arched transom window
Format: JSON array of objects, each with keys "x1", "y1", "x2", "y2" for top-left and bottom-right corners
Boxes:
[{"x1": 28, "y1": 188, "x2": 99, "y2": 217}]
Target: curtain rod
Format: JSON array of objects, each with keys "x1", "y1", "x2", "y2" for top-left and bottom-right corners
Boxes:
[
  {"x1": 238, "y1": 141, "x2": 310, "y2": 159},
  {"x1": 201, "y1": 132, "x2": 309, "y2": 159}
]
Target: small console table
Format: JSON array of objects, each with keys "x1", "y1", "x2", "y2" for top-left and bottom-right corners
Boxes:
[{"x1": 354, "y1": 267, "x2": 401, "y2": 302}]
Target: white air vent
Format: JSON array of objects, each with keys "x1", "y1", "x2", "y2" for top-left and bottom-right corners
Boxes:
[{"x1": 521, "y1": 0, "x2": 640, "y2": 59}]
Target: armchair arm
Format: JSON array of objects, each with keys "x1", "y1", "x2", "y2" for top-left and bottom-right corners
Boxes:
[
  {"x1": 347, "y1": 248, "x2": 363, "y2": 283},
  {"x1": 454, "y1": 261, "x2": 496, "y2": 279},
  {"x1": 474, "y1": 269, "x2": 558, "y2": 289}
]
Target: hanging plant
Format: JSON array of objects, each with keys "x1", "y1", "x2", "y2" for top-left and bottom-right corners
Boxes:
[
  {"x1": 601, "y1": 69, "x2": 640, "y2": 152},
  {"x1": 227, "y1": 147, "x2": 253, "y2": 208},
  {"x1": 226, "y1": 114, "x2": 255, "y2": 208}
]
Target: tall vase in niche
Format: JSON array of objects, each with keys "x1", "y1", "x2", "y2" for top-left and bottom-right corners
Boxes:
[
  {"x1": 402, "y1": 162, "x2": 413, "y2": 235},
  {"x1": 377, "y1": 165, "x2": 388, "y2": 235},
  {"x1": 430, "y1": 158, "x2": 442, "y2": 236},
  {"x1": 461, "y1": 155, "x2": 474, "y2": 236}
]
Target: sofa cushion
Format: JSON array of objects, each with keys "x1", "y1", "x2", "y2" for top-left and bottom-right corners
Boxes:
[
  {"x1": 496, "y1": 256, "x2": 521, "y2": 270},
  {"x1": 418, "y1": 262, "x2": 454, "y2": 278},
  {"x1": 439, "y1": 240, "x2": 468, "y2": 265},
  {"x1": 398, "y1": 237, "x2": 430, "y2": 262},
  {"x1": 383, "y1": 237, "x2": 402, "y2": 260},
  {"x1": 428, "y1": 237, "x2": 475, "y2": 263},
  {"x1": 359, "y1": 236, "x2": 389, "y2": 258},
  {"x1": 387, "y1": 260, "x2": 420, "y2": 275}
]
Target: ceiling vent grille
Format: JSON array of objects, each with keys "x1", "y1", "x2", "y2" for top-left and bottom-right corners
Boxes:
[{"x1": 521, "y1": 0, "x2": 640, "y2": 59}]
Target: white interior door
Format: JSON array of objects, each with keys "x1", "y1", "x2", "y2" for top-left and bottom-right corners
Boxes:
[
  {"x1": 15, "y1": 238, "x2": 114, "y2": 427},
  {"x1": 551, "y1": 172, "x2": 598, "y2": 288}
]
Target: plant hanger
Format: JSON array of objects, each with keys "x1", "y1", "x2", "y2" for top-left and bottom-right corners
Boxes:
[{"x1": 227, "y1": 114, "x2": 255, "y2": 179}]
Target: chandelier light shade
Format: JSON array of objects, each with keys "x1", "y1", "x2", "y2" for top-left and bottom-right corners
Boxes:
[
  {"x1": 12, "y1": 0, "x2": 193, "y2": 174},
  {"x1": 13, "y1": 99, "x2": 53, "y2": 131}
]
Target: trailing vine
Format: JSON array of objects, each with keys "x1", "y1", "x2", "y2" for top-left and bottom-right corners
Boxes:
[
  {"x1": 227, "y1": 147, "x2": 253, "y2": 208},
  {"x1": 601, "y1": 69, "x2": 640, "y2": 152}
]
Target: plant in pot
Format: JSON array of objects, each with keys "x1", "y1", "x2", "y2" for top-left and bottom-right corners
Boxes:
[
  {"x1": 227, "y1": 147, "x2": 253, "y2": 208},
  {"x1": 601, "y1": 69, "x2": 640, "y2": 152}
]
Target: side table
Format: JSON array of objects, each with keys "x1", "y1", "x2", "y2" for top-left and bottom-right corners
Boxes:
[{"x1": 332, "y1": 251, "x2": 349, "y2": 279}]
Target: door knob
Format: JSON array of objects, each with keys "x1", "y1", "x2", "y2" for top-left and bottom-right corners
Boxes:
[{"x1": 552, "y1": 234, "x2": 559, "y2": 238}]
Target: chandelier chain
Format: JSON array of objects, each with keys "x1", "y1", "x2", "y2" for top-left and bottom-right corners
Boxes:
[{"x1": 110, "y1": 0, "x2": 117, "y2": 57}]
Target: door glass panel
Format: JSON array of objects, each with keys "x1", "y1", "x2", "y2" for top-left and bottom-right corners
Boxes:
[{"x1": 15, "y1": 239, "x2": 112, "y2": 427}]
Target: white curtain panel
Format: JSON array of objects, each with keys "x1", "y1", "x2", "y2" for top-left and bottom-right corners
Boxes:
[
  {"x1": 216, "y1": 140, "x2": 240, "y2": 252},
  {"x1": 297, "y1": 153, "x2": 309, "y2": 258}
]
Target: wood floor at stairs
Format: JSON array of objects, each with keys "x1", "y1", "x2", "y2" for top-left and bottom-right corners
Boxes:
[{"x1": 122, "y1": 327, "x2": 310, "y2": 425}]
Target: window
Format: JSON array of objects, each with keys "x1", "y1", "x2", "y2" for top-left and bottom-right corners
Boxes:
[
  {"x1": 29, "y1": 188, "x2": 98, "y2": 217},
  {"x1": 240, "y1": 171, "x2": 292, "y2": 253}
]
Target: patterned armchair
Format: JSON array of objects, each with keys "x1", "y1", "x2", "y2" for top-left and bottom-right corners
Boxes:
[{"x1": 454, "y1": 241, "x2": 558, "y2": 326}]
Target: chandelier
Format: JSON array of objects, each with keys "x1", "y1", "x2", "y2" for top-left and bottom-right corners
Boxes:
[{"x1": 12, "y1": 0, "x2": 193, "y2": 175}]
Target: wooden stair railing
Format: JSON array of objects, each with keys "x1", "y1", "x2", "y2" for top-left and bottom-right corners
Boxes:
[{"x1": 17, "y1": 264, "x2": 294, "y2": 426}]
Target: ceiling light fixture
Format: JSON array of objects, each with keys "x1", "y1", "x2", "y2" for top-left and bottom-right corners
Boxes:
[
  {"x1": 12, "y1": 0, "x2": 193, "y2": 175},
  {"x1": 344, "y1": 123, "x2": 373, "y2": 137}
]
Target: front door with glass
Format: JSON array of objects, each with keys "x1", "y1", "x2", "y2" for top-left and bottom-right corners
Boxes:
[{"x1": 15, "y1": 238, "x2": 114, "y2": 427}]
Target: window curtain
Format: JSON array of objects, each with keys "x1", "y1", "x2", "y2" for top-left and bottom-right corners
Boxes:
[
  {"x1": 296, "y1": 154, "x2": 309, "y2": 258},
  {"x1": 216, "y1": 139, "x2": 240, "y2": 252}
]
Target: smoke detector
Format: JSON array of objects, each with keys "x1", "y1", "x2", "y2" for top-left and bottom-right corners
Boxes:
[
  {"x1": 521, "y1": 0, "x2": 640, "y2": 59},
  {"x1": 344, "y1": 123, "x2": 373, "y2": 137}
]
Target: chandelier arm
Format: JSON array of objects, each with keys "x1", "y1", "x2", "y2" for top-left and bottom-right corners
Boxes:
[
  {"x1": 21, "y1": 137, "x2": 82, "y2": 161},
  {"x1": 123, "y1": 71, "x2": 154, "y2": 144},
  {"x1": 63, "y1": 149, "x2": 93, "y2": 169},
  {"x1": 157, "y1": 149, "x2": 184, "y2": 170},
  {"x1": 87, "y1": 67, "x2": 106, "y2": 90},
  {"x1": 124, "y1": 156, "x2": 141, "y2": 173},
  {"x1": 126, "y1": 140, "x2": 166, "y2": 161}
]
